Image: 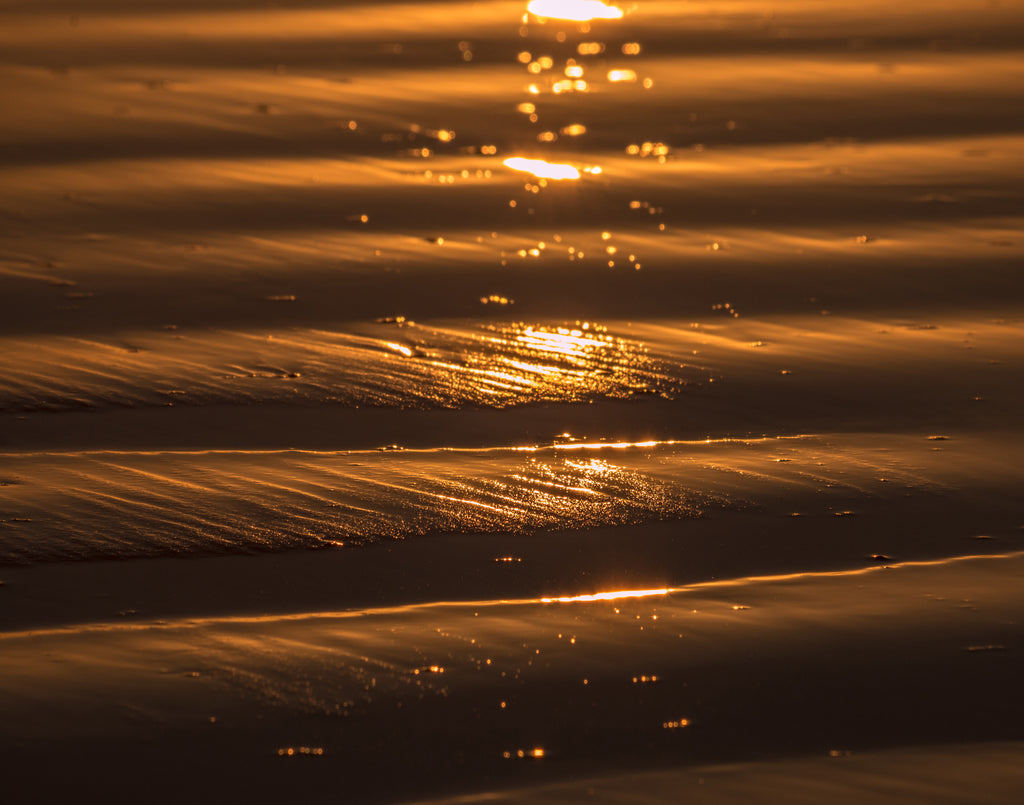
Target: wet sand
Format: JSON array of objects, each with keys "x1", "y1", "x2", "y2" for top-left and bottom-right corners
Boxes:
[
  {"x1": 2, "y1": 553, "x2": 1023, "y2": 802},
  {"x1": 1, "y1": 0, "x2": 1023, "y2": 801}
]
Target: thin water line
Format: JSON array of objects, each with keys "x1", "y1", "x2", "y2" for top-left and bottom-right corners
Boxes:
[
  {"x1": 0, "y1": 434, "x2": 817, "y2": 460},
  {"x1": 2, "y1": 550, "x2": 1020, "y2": 643}
]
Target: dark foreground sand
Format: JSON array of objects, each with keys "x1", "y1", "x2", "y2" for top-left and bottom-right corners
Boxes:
[{"x1": 2, "y1": 552, "x2": 1023, "y2": 802}]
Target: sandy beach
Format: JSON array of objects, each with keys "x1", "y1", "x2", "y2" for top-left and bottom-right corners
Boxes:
[{"x1": 1, "y1": 0, "x2": 1023, "y2": 801}]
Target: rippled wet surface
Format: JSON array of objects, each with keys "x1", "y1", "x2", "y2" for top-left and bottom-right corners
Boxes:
[
  {"x1": 1, "y1": 1, "x2": 1022, "y2": 802},
  {"x1": 0, "y1": 441, "x2": 720, "y2": 562},
  {"x1": 1, "y1": 0, "x2": 1022, "y2": 621},
  {"x1": 2, "y1": 552, "x2": 1023, "y2": 803},
  {"x1": 3, "y1": 431, "x2": 1021, "y2": 565},
  {"x1": 0, "y1": 319, "x2": 703, "y2": 412}
]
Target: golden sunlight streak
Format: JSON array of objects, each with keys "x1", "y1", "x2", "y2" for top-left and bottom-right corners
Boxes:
[
  {"x1": 542, "y1": 588, "x2": 672, "y2": 603},
  {"x1": 514, "y1": 325, "x2": 605, "y2": 358},
  {"x1": 527, "y1": 0, "x2": 624, "y2": 22},
  {"x1": 504, "y1": 157, "x2": 581, "y2": 180},
  {"x1": 386, "y1": 342, "x2": 414, "y2": 357}
]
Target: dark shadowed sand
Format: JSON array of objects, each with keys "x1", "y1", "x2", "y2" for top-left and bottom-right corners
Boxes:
[{"x1": 1, "y1": 0, "x2": 1022, "y2": 801}]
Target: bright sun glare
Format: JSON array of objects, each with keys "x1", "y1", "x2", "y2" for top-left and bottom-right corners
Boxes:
[
  {"x1": 504, "y1": 157, "x2": 581, "y2": 180},
  {"x1": 527, "y1": 0, "x2": 624, "y2": 22}
]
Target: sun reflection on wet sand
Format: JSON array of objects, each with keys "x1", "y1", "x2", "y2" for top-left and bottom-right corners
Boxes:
[
  {"x1": 4, "y1": 428, "x2": 1021, "y2": 566},
  {"x1": 0, "y1": 319, "x2": 701, "y2": 413},
  {"x1": 1, "y1": 0, "x2": 1023, "y2": 798},
  {"x1": 0, "y1": 437, "x2": 730, "y2": 563}
]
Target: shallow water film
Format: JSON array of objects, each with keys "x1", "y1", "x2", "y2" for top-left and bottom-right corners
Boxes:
[{"x1": 1, "y1": 1, "x2": 1023, "y2": 803}]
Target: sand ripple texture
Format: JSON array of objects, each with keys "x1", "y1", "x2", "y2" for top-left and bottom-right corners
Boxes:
[
  {"x1": 0, "y1": 0, "x2": 1022, "y2": 565},
  {"x1": 0, "y1": 321, "x2": 699, "y2": 412},
  {"x1": 3, "y1": 432, "x2": 1021, "y2": 566},
  {"x1": 0, "y1": 0, "x2": 1021, "y2": 560},
  {"x1": 0, "y1": 443, "x2": 719, "y2": 563},
  {"x1": 2, "y1": 0, "x2": 1023, "y2": 348}
]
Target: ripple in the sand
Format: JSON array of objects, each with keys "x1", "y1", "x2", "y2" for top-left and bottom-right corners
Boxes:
[
  {"x1": 0, "y1": 321, "x2": 702, "y2": 412},
  {"x1": 0, "y1": 446, "x2": 718, "y2": 564}
]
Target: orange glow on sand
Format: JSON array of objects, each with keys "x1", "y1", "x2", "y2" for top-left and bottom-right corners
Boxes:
[{"x1": 3, "y1": 0, "x2": 1024, "y2": 799}]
